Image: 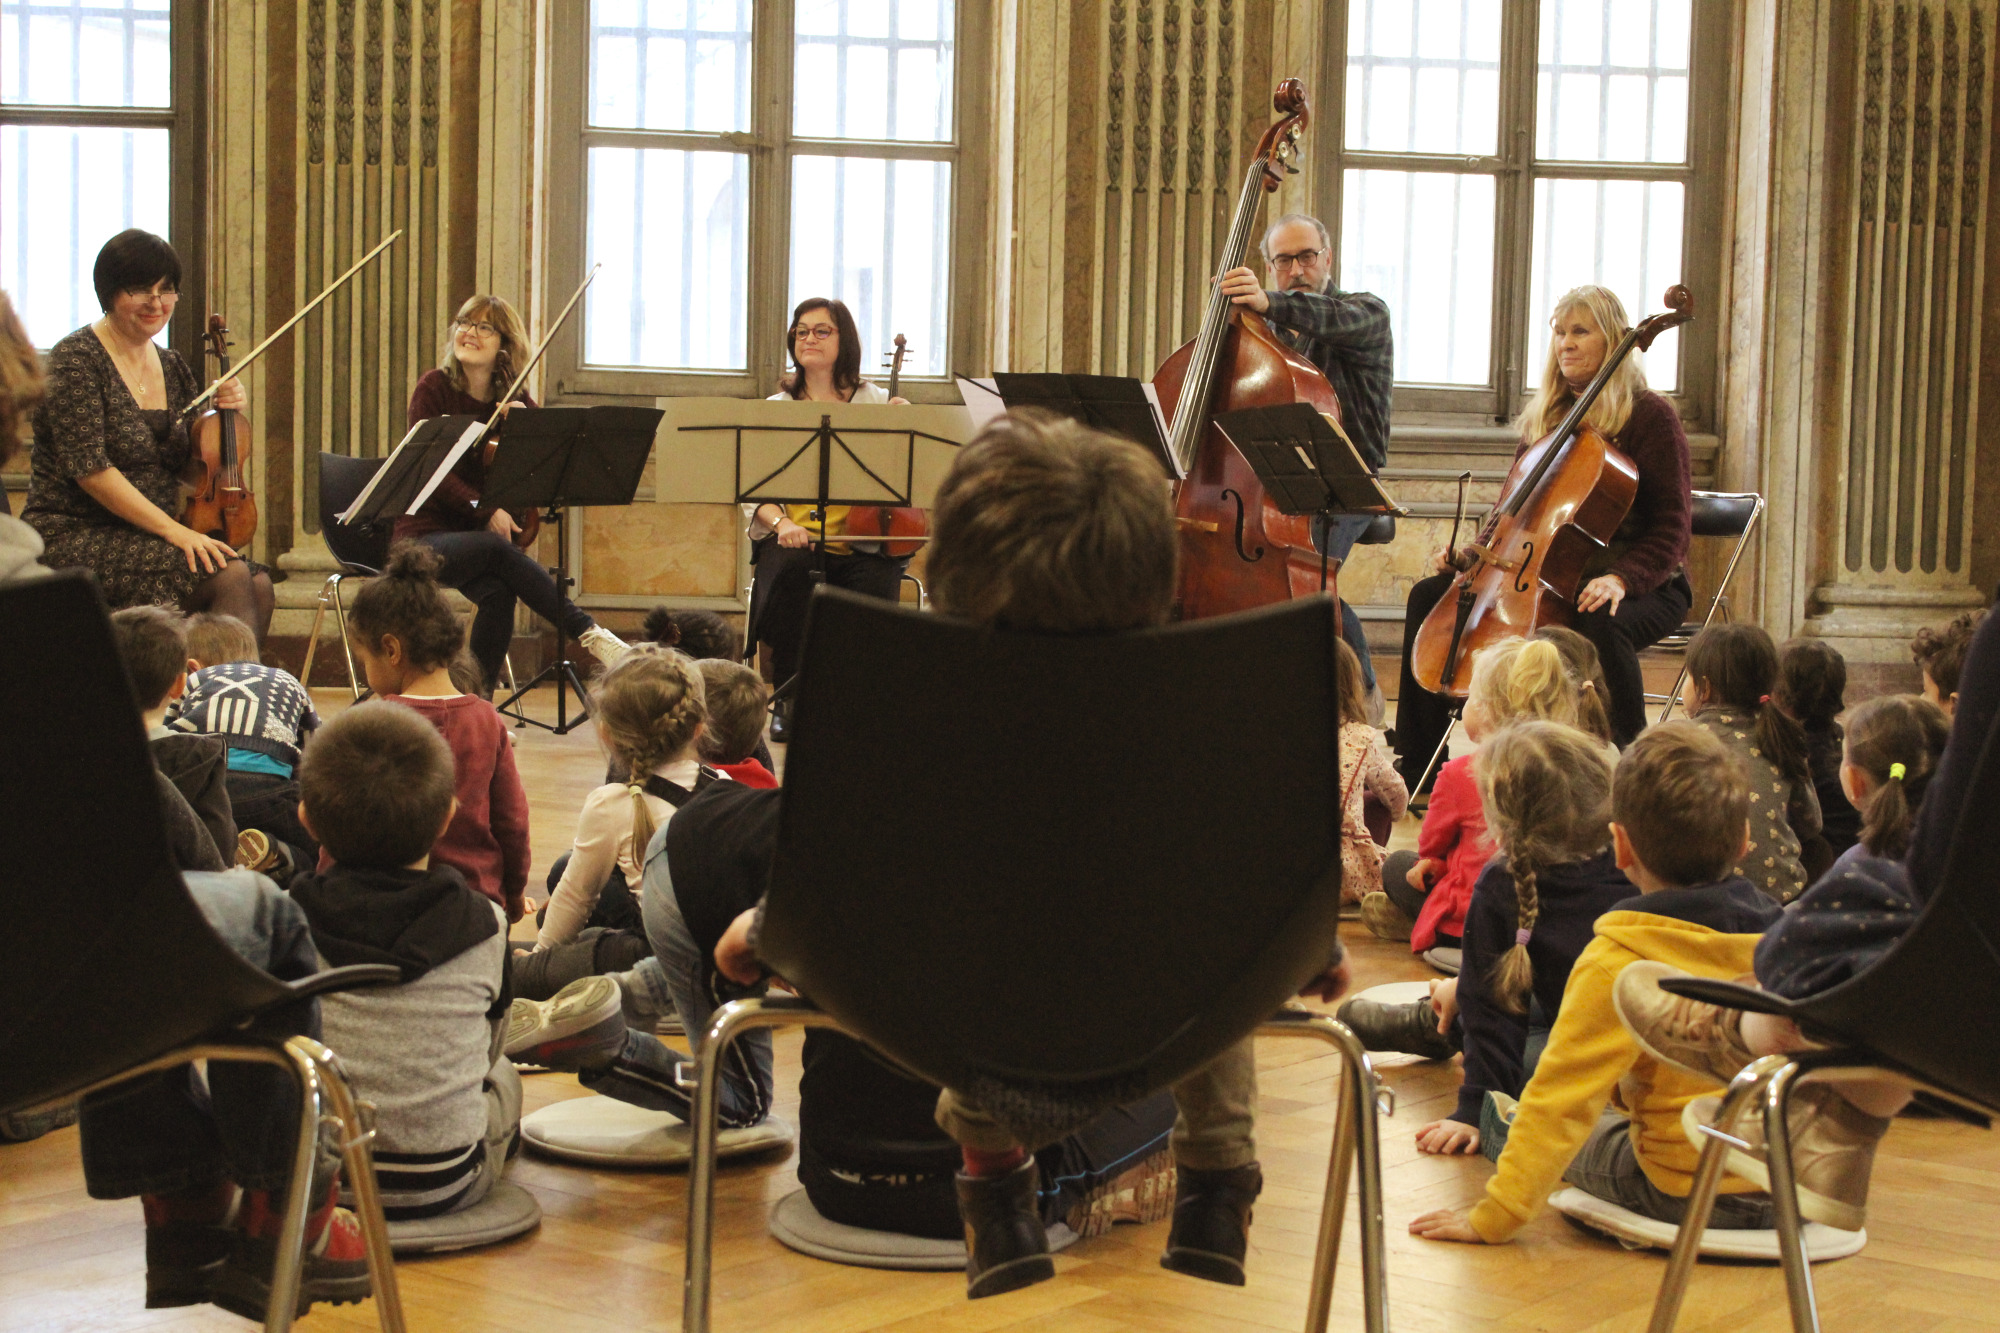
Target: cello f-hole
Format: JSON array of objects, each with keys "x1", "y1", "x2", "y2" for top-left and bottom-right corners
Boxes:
[
  {"x1": 1513, "y1": 540, "x2": 1535, "y2": 594},
  {"x1": 1220, "y1": 488, "x2": 1265, "y2": 563}
]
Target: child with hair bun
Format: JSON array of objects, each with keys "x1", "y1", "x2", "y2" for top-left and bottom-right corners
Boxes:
[
  {"x1": 1683, "y1": 623, "x2": 1821, "y2": 901},
  {"x1": 346, "y1": 542, "x2": 530, "y2": 919},
  {"x1": 1411, "y1": 721, "x2": 1632, "y2": 1157},
  {"x1": 1776, "y1": 637, "x2": 1860, "y2": 869}
]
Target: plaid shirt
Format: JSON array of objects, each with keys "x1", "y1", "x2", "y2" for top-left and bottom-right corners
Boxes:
[{"x1": 1263, "y1": 284, "x2": 1395, "y2": 471}]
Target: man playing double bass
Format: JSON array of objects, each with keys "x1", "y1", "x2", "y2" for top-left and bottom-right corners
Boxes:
[{"x1": 1218, "y1": 213, "x2": 1394, "y2": 706}]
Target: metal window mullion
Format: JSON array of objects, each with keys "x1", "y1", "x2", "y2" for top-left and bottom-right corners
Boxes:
[
  {"x1": 0, "y1": 105, "x2": 177, "y2": 128},
  {"x1": 1529, "y1": 159, "x2": 1688, "y2": 181},
  {"x1": 1339, "y1": 149, "x2": 1509, "y2": 174},
  {"x1": 789, "y1": 136, "x2": 955, "y2": 159},
  {"x1": 582, "y1": 126, "x2": 747, "y2": 152}
]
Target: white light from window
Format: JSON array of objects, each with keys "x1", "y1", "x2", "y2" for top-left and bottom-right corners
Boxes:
[
  {"x1": 1344, "y1": 0, "x2": 1500, "y2": 156},
  {"x1": 789, "y1": 156, "x2": 951, "y2": 381},
  {"x1": 1525, "y1": 177, "x2": 1684, "y2": 390},
  {"x1": 795, "y1": 0, "x2": 954, "y2": 142},
  {"x1": 585, "y1": 146, "x2": 749, "y2": 370},
  {"x1": 589, "y1": 0, "x2": 753, "y2": 132},
  {"x1": 1340, "y1": 167, "x2": 1495, "y2": 387},
  {"x1": 1, "y1": 0, "x2": 172, "y2": 108},
  {"x1": 1536, "y1": 0, "x2": 1690, "y2": 163}
]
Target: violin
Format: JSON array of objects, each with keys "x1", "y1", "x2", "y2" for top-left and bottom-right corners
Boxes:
[
  {"x1": 184, "y1": 313, "x2": 258, "y2": 550},
  {"x1": 1151, "y1": 80, "x2": 1341, "y2": 620},
  {"x1": 844, "y1": 332, "x2": 930, "y2": 558},
  {"x1": 1409, "y1": 285, "x2": 1695, "y2": 697}
]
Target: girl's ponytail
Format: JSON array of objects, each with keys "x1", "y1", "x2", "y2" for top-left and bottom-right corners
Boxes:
[
  {"x1": 1687, "y1": 623, "x2": 1810, "y2": 787},
  {"x1": 1844, "y1": 694, "x2": 1950, "y2": 859},
  {"x1": 590, "y1": 648, "x2": 709, "y2": 852},
  {"x1": 1490, "y1": 863, "x2": 1540, "y2": 1015}
]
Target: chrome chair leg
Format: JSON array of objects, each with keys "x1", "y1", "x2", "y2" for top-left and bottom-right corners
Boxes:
[
  {"x1": 1762, "y1": 1061, "x2": 1821, "y2": 1333},
  {"x1": 294, "y1": 1037, "x2": 407, "y2": 1332},
  {"x1": 300, "y1": 574, "x2": 339, "y2": 693},
  {"x1": 330, "y1": 575, "x2": 366, "y2": 700},
  {"x1": 265, "y1": 1037, "x2": 328, "y2": 1332}
]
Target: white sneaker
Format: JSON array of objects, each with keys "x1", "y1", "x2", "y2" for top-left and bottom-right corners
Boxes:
[
  {"x1": 577, "y1": 624, "x2": 633, "y2": 667},
  {"x1": 504, "y1": 975, "x2": 625, "y2": 1066}
]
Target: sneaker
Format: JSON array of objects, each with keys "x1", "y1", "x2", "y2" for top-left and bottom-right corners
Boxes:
[
  {"x1": 1681, "y1": 1082, "x2": 1891, "y2": 1231},
  {"x1": 504, "y1": 975, "x2": 626, "y2": 1068},
  {"x1": 140, "y1": 1183, "x2": 239, "y2": 1308},
  {"x1": 956, "y1": 1160, "x2": 1055, "y2": 1299},
  {"x1": 1614, "y1": 961, "x2": 1760, "y2": 1086},
  {"x1": 210, "y1": 1180, "x2": 371, "y2": 1320},
  {"x1": 1160, "y1": 1162, "x2": 1263, "y2": 1285},
  {"x1": 1064, "y1": 1147, "x2": 1175, "y2": 1240},
  {"x1": 1335, "y1": 995, "x2": 1459, "y2": 1060},
  {"x1": 577, "y1": 624, "x2": 634, "y2": 667},
  {"x1": 1360, "y1": 891, "x2": 1414, "y2": 942}
]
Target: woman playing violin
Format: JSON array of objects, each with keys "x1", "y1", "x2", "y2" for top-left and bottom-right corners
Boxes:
[
  {"x1": 400, "y1": 294, "x2": 628, "y2": 692},
  {"x1": 745, "y1": 296, "x2": 909, "y2": 739},
  {"x1": 24, "y1": 230, "x2": 268, "y2": 637},
  {"x1": 1393, "y1": 285, "x2": 1693, "y2": 778}
]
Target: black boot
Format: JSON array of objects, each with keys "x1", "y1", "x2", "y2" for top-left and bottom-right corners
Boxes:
[
  {"x1": 1335, "y1": 995, "x2": 1460, "y2": 1060},
  {"x1": 1161, "y1": 1162, "x2": 1263, "y2": 1285},
  {"x1": 954, "y1": 1160, "x2": 1055, "y2": 1299}
]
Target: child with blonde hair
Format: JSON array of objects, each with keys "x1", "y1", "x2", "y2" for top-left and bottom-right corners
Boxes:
[{"x1": 1335, "y1": 639, "x2": 1405, "y2": 904}]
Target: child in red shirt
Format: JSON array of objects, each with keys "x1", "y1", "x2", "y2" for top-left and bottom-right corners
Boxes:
[{"x1": 345, "y1": 544, "x2": 531, "y2": 919}]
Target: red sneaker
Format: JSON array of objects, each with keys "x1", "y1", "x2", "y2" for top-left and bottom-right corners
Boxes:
[{"x1": 210, "y1": 1177, "x2": 372, "y2": 1319}]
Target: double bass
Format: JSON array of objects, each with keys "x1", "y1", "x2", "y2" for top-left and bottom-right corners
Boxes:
[
  {"x1": 1153, "y1": 80, "x2": 1341, "y2": 620},
  {"x1": 184, "y1": 313, "x2": 257, "y2": 550},
  {"x1": 843, "y1": 332, "x2": 929, "y2": 558},
  {"x1": 1410, "y1": 285, "x2": 1695, "y2": 697}
]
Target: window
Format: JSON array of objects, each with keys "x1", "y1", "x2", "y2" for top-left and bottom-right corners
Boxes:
[
  {"x1": 0, "y1": 0, "x2": 205, "y2": 361},
  {"x1": 550, "y1": 0, "x2": 988, "y2": 402},
  {"x1": 1322, "y1": 0, "x2": 1721, "y2": 423}
]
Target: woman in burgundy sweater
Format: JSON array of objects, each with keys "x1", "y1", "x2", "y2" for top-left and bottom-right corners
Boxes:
[
  {"x1": 399, "y1": 295, "x2": 626, "y2": 690},
  {"x1": 1393, "y1": 285, "x2": 1693, "y2": 775}
]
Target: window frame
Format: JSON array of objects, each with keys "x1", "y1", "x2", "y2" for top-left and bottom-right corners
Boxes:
[
  {"x1": 542, "y1": 0, "x2": 993, "y2": 406},
  {"x1": 1314, "y1": 0, "x2": 1728, "y2": 430},
  {"x1": 0, "y1": 0, "x2": 206, "y2": 367}
]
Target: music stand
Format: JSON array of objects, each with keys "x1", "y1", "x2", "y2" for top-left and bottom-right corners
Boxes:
[
  {"x1": 1212, "y1": 402, "x2": 1400, "y2": 592},
  {"x1": 990, "y1": 373, "x2": 1178, "y2": 477},
  {"x1": 338, "y1": 415, "x2": 485, "y2": 527},
  {"x1": 483, "y1": 405, "x2": 662, "y2": 735}
]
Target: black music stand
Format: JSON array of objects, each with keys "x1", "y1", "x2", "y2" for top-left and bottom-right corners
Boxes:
[
  {"x1": 1212, "y1": 402, "x2": 1400, "y2": 591},
  {"x1": 484, "y1": 405, "x2": 662, "y2": 734},
  {"x1": 338, "y1": 415, "x2": 485, "y2": 527},
  {"x1": 990, "y1": 373, "x2": 1177, "y2": 477}
]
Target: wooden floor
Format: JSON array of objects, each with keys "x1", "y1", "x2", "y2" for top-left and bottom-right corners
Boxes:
[{"x1": 4, "y1": 684, "x2": 1996, "y2": 1332}]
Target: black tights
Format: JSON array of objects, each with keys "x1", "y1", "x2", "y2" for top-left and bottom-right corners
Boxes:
[
  {"x1": 185, "y1": 558, "x2": 274, "y2": 645},
  {"x1": 420, "y1": 530, "x2": 595, "y2": 687}
]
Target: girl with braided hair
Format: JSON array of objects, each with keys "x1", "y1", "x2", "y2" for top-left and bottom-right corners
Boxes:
[{"x1": 1413, "y1": 721, "x2": 1634, "y2": 1157}]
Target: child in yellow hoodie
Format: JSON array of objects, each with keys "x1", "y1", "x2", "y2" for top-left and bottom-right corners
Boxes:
[{"x1": 1410, "y1": 721, "x2": 1783, "y2": 1243}]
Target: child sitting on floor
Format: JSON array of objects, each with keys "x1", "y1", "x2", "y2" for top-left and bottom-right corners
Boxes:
[
  {"x1": 1410, "y1": 721, "x2": 1633, "y2": 1159},
  {"x1": 290, "y1": 701, "x2": 522, "y2": 1220},
  {"x1": 345, "y1": 543, "x2": 530, "y2": 921},
  {"x1": 1410, "y1": 721, "x2": 1782, "y2": 1245},
  {"x1": 1683, "y1": 624, "x2": 1822, "y2": 901},
  {"x1": 697, "y1": 658, "x2": 779, "y2": 787},
  {"x1": 1911, "y1": 608, "x2": 1985, "y2": 719},
  {"x1": 1336, "y1": 638, "x2": 1405, "y2": 904},
  {"x1": 1776, "y1": 637, "x2": 1860, "y2": 877},
  {"x1": 1533, "y1": 625, "x2": 1615, "y2": 745},
  {"x1": 1615, "y1": 692, "x2": 1950, "y2": 1230},
  {"x1": 174, "y1": 611, "x2": 320, "y2": 882},
  {"x1": 110, "y1": 604, "x2": 235, "y2": 871},
  {"x1": 643, "y1": 604, "x2": 742, "y2": 661}
]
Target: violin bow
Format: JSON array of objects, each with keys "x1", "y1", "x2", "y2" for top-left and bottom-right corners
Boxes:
[
  {"x1": 1445, "y1": 469, "x2": 1473, "y2": 565},
  {"x1": 489, "y1": 263, "x2": 600, "y2": 420},
  {"x1": 178, "y1": 230, "x2": 404, "y2": 420}
]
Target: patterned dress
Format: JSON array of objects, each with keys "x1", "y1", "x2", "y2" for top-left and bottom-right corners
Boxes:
[
  {"x1": 1692, "y1": 706, "x2": 1824, "y2": 902},
  {"x1": 23, "y1": 326, "x2": 206, "y2": 608}
]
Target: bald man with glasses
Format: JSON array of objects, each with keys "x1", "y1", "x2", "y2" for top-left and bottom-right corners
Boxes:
[{"x1": 1217, "y1": 213, "x2": 1394, "y2": 706}]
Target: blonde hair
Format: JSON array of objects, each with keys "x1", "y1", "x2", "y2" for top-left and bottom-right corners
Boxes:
[
  {"x1": 591, "y1": 648, "x2": 708, "y2": 855},
  {"x1": 183, "y1": 612, "x2": 260, "y2": 666},
  {"x1": 1476, "y1": 721, "x2": 1617, "y2": 1014},
  {"x1": 439, "y1": 294, "x2": 529, "y2": 398},
  {"x1": 0, "y1": 289, "x2": 42, "y2": 468},
  {"x1": 1513, "y1": 285, "x2": 1647, "y2": 445},
  {"x1": 1465, "y1": 638, "x2": 1582, "y2": 735}
]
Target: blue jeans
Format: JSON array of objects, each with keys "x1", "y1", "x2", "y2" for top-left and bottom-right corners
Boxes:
[
  {"x1": 79, "y1": 871, "x2": 322, "y2": 1197},
  {"x1": 582, "y1": 837, "x2": 774, "y2": 1128}
]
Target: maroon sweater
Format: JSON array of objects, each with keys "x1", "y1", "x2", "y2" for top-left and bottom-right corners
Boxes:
[
  {"x1": 390, "y1": 693, "x2": 531, "y2": 913},
  {"x1": 395, "y1": 368, "x2": 538, "y2": 543},
  {"x1": 1513, "y1": 388, "x2": 1691, "y2": 598}
]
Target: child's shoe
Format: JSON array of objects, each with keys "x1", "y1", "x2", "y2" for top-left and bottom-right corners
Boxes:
[
  {"x1": 1681, "y1": 1082, "x2": 1891, "y2": 1231},
  {"x1": 1359, "y1": 891, "x2": 1414, "y2": 942},
  {"x1": 140, "y1": 1182, "x2": 239, "y2": 1308},
  {"x1": 1335, "y1": 994, "x2": 1459, "y2": 1060},
  {"x1": 1614, "y1": 961, "x2": 1759, "y2": 1085},
  {"x1": 505, "y1": 975, "x2": 626, "y2": 1068},
  {"x1": 1063, "y1": 1146, "x2": 1175, "y2": 1239},
  {"x1": 578, "y1": 624, "x2": 634, "y2": 667},
  {"x1": 210, "y1": 1176, "x2": 371, "y2": 1319},
  {"x1": 955, "y1": 1159, "x2": 1055, "y2": 1298},
  {"x1": 1160, "y1": 1162, "x2": 1262, "y2": 1285}
]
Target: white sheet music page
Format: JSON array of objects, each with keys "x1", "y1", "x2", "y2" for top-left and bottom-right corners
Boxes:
[
  {"x1": 337, "y1": 419, "x2": 426, "y2": 524},
  {"x1": 404, "y1": 419, "x2": 492, "y2": 515}
]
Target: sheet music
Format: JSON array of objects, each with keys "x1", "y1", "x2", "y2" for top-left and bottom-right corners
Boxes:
[
  {"x1": 337, "y1": 419, "x2": 426, "y2": 525},
  {"x1": 955, "y1": 374, "x2": 1007, "y2": 433},
  {"x1": 403, "y1": 419, "x2": 492, "y2": 516},
  {"x1": 1140, "y1": 383, "x2": 1171, "y2": 452}
]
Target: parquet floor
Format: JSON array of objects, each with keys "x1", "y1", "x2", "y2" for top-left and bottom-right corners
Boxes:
[{"x1": 4, "y1": 683, "x2": 1996, "y2": 1332}]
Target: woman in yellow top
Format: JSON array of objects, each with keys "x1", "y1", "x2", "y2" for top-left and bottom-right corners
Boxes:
[{"x1": 745, "y1": 296, "x2": 908, "y2": 739}]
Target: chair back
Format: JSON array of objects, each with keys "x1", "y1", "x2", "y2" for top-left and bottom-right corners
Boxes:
[
  {"x1": 758, "y1": 590, "x2": 1344, "y2": 1105},
  {"x1": 318, "y1": 452, "x2": 394, "y2": 573},
  {"x1": 1355, "y1": 514, "x2": 1397, "y2": 546},
  {"x1": 1796, "y1": 698, "x2": 2000, "y2": 1108},
  {"x1": 1688, "y1": 491, "x2": 1762, "y2": 539},
  {"x1": 0, "y1": 574, "x2": 299, "y2": 1116}
]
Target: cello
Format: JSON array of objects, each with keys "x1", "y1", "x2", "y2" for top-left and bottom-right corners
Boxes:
[
  {"x1": 1409, "y1": 285, "x2": 1695, "y2": 698},
  {"x1": 184, "y1": 313, "x2": 258, "y2": 550},
  {"x1": 1152, "y1": 80, "x2": 1342, "y2": 620},
  {"x1": 843, "y1": 332, "x2": 929, "y2": 558}
]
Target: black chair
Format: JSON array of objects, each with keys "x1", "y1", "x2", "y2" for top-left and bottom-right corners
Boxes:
[
  {"x1": 1653, "y1": 490, "x2": 1765, "y2": 721},
  {"x1": 1644, "y1": 698, "x2": 2000, "y2": 1333},
  {"x1": 1354, "y1": 513, "x2": 1397, "y2": 547},
  {"x1": 680, "y1": 590, "x2": 1390, "y2": 1333},
  {"x1": 0, "y1": 573, "x2": 407, "y2": 1332},
  {"x1": 301, "y1": 452, "x2": 395, "y2": 699}
]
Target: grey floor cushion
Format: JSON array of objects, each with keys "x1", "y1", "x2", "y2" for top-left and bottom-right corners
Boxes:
[
  {"x1": 767, "y1": 1188, "x2": 1079, "y2": 1271},
  {"x1": 521, "y1": 1094, "x2": 794, "y2": 1168},
  {"x1": 385, "y1": 1180, "x2": 542, "y2": 1256},
  {"x1": 1549, "y1": 1187, "x2": 1867, "y2": 1260}
]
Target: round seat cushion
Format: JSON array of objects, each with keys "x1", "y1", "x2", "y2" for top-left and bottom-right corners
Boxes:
[
  {"x1": 384, "y1": 1180, "x2": 542, "y2": 1256},
  {"x1": 521, "y1": 1095, "x2": 794, "y2": 1168},
  {"x1": 1548, "y1": 1187, "x2": 1867, "y2": 1261},
  {"x1": 767, "y1": 1188, "x2": 1080, "y2": 1271}
]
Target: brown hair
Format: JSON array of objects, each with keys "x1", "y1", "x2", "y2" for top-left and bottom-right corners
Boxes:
[
  {"x1": 591, "y1": 648, "x2": 708, "y2": 854},
  {"x1": 1776, "y1": 637, "x2": 1847, "y2": 731},
  {"x1": 1333, "y1": 638, "x2": 1370, "y2": 726},
  {"x1": 1685, "y1": 623, "x2": 1810, "y2": 789},
  {"x1": 347, "y1": 542, "x2": 466, "y2": 670},
  {"x1": 1477, "y1": 721, "x2": 1617, "y2": 1013},
  {"x1": 1613, "y1": 720, "x2": 1751, "y2": 888},
  {"x1": 300, "y1": 700, "x2": 457, "y2": 868},
  {"x1": 1910, "y1": 609, "x2": 1986, "y2": 701},
  {"x1": 695, "y1": 659, "x2": 770, "y2": 764},
  {"x1": 109, "y1": 605, "x2": 189, "y2": 711},
  {"x1": 1533, "y1": 625, "x2": 1614, "y2": 744},
  {"x1": 0, "y1": 290, "x2": 42, "y2": 468},
  {"x1": 780, "y1": 297, "x2": 863, "y2": 399},
  {"x1": 439, "y1": 294, "x2": 529, "y2": 398},
  {"x1": 183, "y1": 612, "x2": 260, "y2": 667},
  {"x1": 1843, "y1": 694, "x2": 1950, "y2": 860},
  {"x1": 927, "y1": 411, "x2": 1177, "y2": 632}
]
